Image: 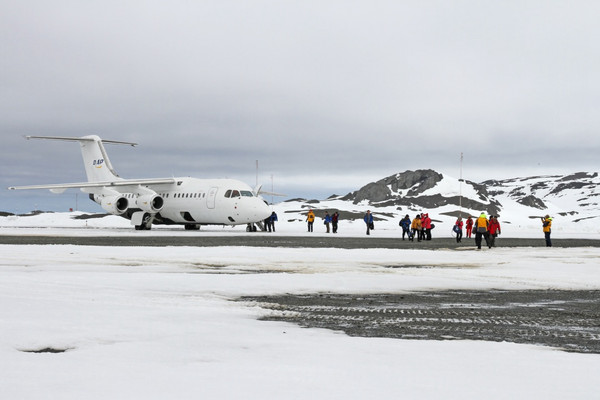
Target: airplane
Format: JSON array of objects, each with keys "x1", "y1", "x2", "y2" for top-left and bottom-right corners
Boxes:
[{"x1": 8, "y1": 135, "x2": 273, "y2": 231}]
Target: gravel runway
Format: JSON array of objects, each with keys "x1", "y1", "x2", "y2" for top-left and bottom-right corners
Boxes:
[
  {"x1": 242, "y1": 290, "x2": 600, "y2": 354},
  {"x1": 1, "y1": 234, "x2": 599, "y2": 248}
]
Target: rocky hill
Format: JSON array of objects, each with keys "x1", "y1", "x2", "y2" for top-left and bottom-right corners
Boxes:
[
  {"x1": 278, "y1": 169, "x2": 600, "y2": 235},
  {"x1": 339, "y1": 169, "x2": 502, "y2": 217}
]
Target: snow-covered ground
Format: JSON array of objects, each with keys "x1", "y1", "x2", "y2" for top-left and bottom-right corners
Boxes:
[
  {"x1": 1, "y1": 208, "x2": 599, "y2": 239},
  {"x1": 1, "y1": 215, "x2": 600, "y2": 399}
]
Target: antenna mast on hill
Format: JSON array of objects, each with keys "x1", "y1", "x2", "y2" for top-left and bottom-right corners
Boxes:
[
  {"x1": 459, "y1": 152, "x2": 464, "y2": 218},
  {"x1": 271, "y1": 174, "x2": 274, "y2": 205}
]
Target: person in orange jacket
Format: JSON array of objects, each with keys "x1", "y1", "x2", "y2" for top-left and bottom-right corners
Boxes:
[
  {"x1": 488, "y1": 215, "x2": 501, "y2": 247},
  {"x1": 542, "y1": 215, "x2": 552, "y2": 247},
  {"x1": 474, "y1": 212, "x2": 490, "y2": 249},
  {"x1": 411, "y1": 215, "x2": 422, "y2": 242},
  {"x1": 306, "y1": 209, "x2": 315, "y2": 232}
]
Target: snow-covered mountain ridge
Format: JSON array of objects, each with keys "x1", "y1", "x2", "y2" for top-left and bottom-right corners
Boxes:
[{"x1": 277, "y1": 169, "x2": 600, "y2": 237}]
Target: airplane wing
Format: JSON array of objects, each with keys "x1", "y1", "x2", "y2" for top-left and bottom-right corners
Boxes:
[
  {"x1": 8, "y1": 178, "x2": 177, "y2": 192},
  {"x1": 258, "y1": 189, "x2": 287, "y2": 197},
  {"x1": 253, "y1": 184, "x2": 286, "y2": 197}
]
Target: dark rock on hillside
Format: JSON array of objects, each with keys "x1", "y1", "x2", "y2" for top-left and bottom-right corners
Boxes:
[
  {"x1": 349, "y1": 181, "x2": 391, "y2": 203},
  {"x1": 342, "y1": 169, "x2": 444, "y2": 204},
  {"x1": 558, "y1": 172, "x2": 598, "y2": 182},
  {"x1": 517, "y1": 195, "x2": 546, "y2": 209},
  {"x1": 549, "y1": 182, "x2": 592, "y2": 196}
]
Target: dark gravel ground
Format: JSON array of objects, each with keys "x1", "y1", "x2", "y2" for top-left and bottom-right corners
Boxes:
[
  {"x1": 242, "y1": 290, "x2": 600, "y2": 354},
  {"x1": 0, "y1": 235, "x2": 599, "y2": 248}
]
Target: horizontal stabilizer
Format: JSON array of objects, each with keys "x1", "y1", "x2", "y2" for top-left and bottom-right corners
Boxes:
[{"x1": 26, "y1": 135, "x2": 137, "y2": 146}]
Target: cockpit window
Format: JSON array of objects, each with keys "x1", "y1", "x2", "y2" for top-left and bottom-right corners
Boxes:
[
  {"x1": 231, "y1": 190, "x2": 241, "y2": 197},
  {"x1": 240, "y1": 190, "x2": 253, "y2": 197},
  {"x1": 224, "y1": 190, "x2": 232, "y2": 198}
]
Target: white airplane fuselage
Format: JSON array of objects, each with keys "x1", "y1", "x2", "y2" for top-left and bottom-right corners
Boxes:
[
  {"x1": 9, "y1": 135, "x2": 273, "y2": 230},
  {"x1": 117, "y1": 177, "x2": 271, "y2": 226}
]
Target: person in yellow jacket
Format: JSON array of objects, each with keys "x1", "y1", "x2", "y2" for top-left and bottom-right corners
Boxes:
[
  {"x1": 474, "y1": 212, "x2": 490, "y2": 249},
  {"x1": 411, "y1": 215, "x2": 422, "y2": 242},
  {"x1": 542, "y1": 215, "x2": 552, "y2": 247},
  {"x1": 306, "y1": 209, "x2": 316, "y2": 232}
]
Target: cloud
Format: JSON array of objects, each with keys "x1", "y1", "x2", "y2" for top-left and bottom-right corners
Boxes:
[{"x1": 1, "y1": 1, "x2": 599, "y2": 212}]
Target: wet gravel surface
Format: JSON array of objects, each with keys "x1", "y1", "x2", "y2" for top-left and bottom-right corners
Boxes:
[
  {"x1": 1, "y1": 235, "x2": 599, "y2": 248},
  {"x1": 242, "y1": 290, "x2": 600, "y2": 354}
]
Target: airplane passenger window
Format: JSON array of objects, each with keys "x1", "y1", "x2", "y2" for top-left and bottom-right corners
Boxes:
[
  {"x1": 241, "y1": 191, "x2": 253, "y2": 197},
  {"x1": 224, "y1": 190, "x2": 232, "y2": 198}
]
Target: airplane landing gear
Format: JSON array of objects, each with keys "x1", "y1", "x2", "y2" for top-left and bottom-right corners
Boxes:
[
  {"x1": 246, "y1": 223, "x2": 258, "y2": 232},
  {"x1": 134, "y1": 212, "x2": 154, "y2": 230}
]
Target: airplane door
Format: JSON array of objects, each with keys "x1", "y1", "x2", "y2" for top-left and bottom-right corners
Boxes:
[{"x1": 207, "y1": 187, "x2": 218, "y2": 209}]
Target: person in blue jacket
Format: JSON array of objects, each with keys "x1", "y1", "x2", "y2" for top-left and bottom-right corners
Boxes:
[
  {"x1": 270, "y1": 211, "x2": 278, "y2": 232},
  {"x1": 364, "y1": 210, "x2": 374, "y2": 235},
  {"x1": 324, "y1": 211, "x2": 332, "y2": 233},
  {"x1": 399, "y1": 214, "x2": 412, "y2": 240}
]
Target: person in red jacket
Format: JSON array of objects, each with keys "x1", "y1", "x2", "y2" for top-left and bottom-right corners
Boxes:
[
  {"x1": 465, "y1": 216, "x2": 474, "y2": 238},
  {"x1": 422, "y1": 213, "x2": 432, "y2": 240},
  {"x1": 488, "y1": 216, "x2": 501, "y2": 247}
]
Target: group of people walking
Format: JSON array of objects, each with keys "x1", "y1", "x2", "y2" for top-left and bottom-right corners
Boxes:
[
  {"x1": 306, "y1": 209, "x2": 339, "y2": 233},
  {"x1": 301, "y1": 209, "x2": 553, "y2": 247},
  {"x1": 453, "y1": 213, "x2": 502, "y2": 249},
  {"x1": 398, "y1": 213, "x2": 434, "y2": 241}
]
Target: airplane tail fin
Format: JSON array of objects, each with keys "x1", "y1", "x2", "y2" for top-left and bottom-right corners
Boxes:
[{"x1": 26, "y1": 135, "x2": 137, "y2": 182}]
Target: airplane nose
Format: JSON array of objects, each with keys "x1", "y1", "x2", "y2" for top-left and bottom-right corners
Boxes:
[
  {"x1": 238, "y1": 198, "x2": 272, "y2": 223},
  {"x1": 257, "y1": 199, "x2": 271, "y2": 220}
]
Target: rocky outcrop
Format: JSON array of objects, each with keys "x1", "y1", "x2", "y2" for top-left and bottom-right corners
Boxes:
[
  {"x1": 517, "y1": 195, "x2": 546, "y2": 209},
  {"x1": 343, "y1": 170, "x2": 444, "y2": 204}
]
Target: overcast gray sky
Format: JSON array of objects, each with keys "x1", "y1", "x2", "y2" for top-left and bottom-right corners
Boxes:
[{"x1": 2, "y1": 1, "x2": 599, "y2": 212}]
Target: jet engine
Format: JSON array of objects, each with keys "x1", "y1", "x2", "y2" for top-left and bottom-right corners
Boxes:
[
  {"x1": 98, "y1": 195, "x2": 129, "y2": 215},
  {"x1": 135, "y1": 194, "x2": 164, "y2": 213}
]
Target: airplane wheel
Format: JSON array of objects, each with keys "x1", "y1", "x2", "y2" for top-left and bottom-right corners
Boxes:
[{"x1": 141, "y1": 213, "x2": 152, "y2": 230}]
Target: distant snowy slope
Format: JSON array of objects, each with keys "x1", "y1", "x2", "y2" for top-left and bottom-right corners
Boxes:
[{"x1": 278, "y1": 170, "x2": 600, "y2": 238}]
